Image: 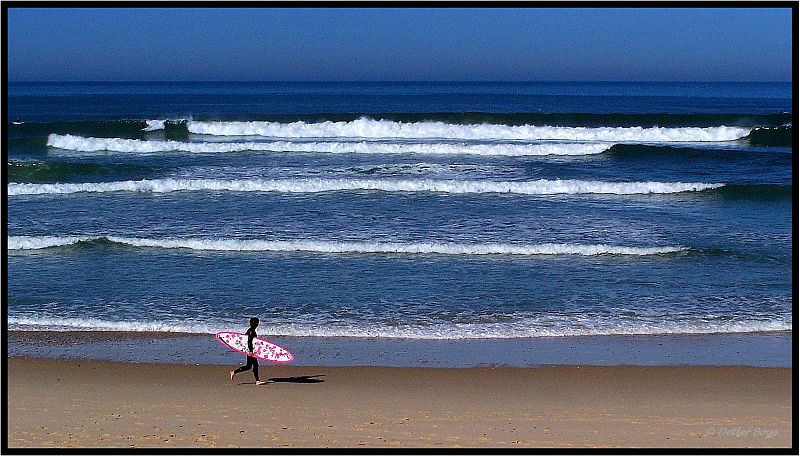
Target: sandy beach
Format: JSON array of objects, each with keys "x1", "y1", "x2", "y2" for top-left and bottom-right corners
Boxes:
[{"x1": 6, "y1": 357, "x2": 792, "y2": 449}]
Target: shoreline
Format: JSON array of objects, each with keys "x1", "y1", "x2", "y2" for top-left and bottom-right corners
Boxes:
[
  {"x1": 6, "y1": 356, "x2": 792, "y2": 448},
  {"x1": 7, "y1": 329, "x2": 793, "y2": 368}
]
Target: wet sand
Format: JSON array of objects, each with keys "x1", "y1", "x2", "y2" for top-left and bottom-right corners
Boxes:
[
  {"x1": 7, "y1": 330, "x2": 793, "y2": 368},
  {"x1": 6, "y1": 357, "x2": 792, "y2": 449}
]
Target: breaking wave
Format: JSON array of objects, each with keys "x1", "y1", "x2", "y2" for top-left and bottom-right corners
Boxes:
[
  {"x1": 142, "y1": 120, "x2": 166, "y2": 131},
  {"x1": 7, "y1": 235, "x2": 687, "y2": 256},
  {"x1": 185, "y1": 119, "x2": 752, "y2": 142},
  {"x1": 46, "y1": 134, "x2": 610, "y2": 156},
  {"x1": 7, "y1": 315, "x2": 789, "y2": 338},
  {"x1": 744, "y1": 125, "x2": 793, "y2": 147},
  {"x1": 7, "y1": 178, "x2": 724, "y2": 196},
  {"x1": 8, "y1": 235, "x2": 97, "y2": 250}
]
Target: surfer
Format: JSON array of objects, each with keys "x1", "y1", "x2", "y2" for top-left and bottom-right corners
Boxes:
[{"x1": 230, "y1": 317, "x2": 267, "y2": 385}]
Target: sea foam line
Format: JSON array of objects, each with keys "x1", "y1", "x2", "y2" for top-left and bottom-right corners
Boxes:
[
  {"x1": 47, "y1": 134, "x2": 610, "y2": 156},
  {"x1": 7, "y1": 178, "x2": 724, "y2": 196},
  {"x1": 7, "y1": 236, "x2": 687, "y2": 256},
  {"x1": 7, "y1": 316, "x2": 790, "y2": 338},
  {"x1": 7, "y1": 235, "x2": 95, "y2": 250},
  {"x1": 185, "y1": 118, "x2": 752, "y2": 142}
]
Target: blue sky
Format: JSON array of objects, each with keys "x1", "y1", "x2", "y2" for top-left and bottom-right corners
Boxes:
[{"x1": 6, "y1": 7, "x2": 794, "y2": 81}]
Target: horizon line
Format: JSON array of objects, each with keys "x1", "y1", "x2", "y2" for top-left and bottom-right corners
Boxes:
[{"x1": 8, "y1": 79, "x2": 793, "y2": 84}]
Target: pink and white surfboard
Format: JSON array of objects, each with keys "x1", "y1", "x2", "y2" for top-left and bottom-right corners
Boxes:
[{"x1": 215, "y1": 331, "x2": 294, "y2": 364}]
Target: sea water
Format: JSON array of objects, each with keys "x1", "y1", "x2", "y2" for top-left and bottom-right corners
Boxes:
[{"x1": 6, "y1": 81, "x2": 793, "y2": 348}]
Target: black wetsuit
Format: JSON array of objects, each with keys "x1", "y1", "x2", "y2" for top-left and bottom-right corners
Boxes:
[{"x1": 233, "y1": 326, "x2": 259, "y2": 381}]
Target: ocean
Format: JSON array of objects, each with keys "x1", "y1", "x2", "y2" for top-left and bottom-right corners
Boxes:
[{"x1": 5, "y1": 81, "x2": 794, "y2": 365}]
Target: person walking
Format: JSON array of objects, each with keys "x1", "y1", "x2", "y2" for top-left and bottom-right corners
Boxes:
[{"x1": 230, "y1": 317, "x2": 267, "y2": 385}]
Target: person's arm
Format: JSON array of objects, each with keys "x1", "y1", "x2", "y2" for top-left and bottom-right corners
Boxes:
[{"x1": 247, "y1": 328, "x2": 255, "y2": 354}]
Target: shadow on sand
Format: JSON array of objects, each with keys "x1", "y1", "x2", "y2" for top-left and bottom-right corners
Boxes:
[{"x1": 267, "y1": 374, "x2": 326, "y2": 384}]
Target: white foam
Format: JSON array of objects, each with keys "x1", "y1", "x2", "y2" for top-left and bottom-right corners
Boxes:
[
  {"x1": 7, "y1": 316, "x2": 790, "y2": 338},
  {"x1": 7, "y1": 235, "x2": 687, "y2": 256},
  {"x1": 46, "y1": 134, "x2": 609, "y2": 156},
  {"x1": 142, "y1": 120, "x2": 165, "y2": 131},
  {"x1": 7, "y1": 178, "x2": 725, "y2": 196},
  {"x1": 186, "y1": 119, "x2": 752, "y2": 142},
  {"x1": 112, "y1": 237, "x2": 688, "y2": 256},
  {"x1": 7, "y1": 235, "x2": 94, "y2": 250},
  {"x1": 253, "y1": 320, "x2": 792, "y2": 339},
  {"x1": 8, "y1": 235, "x2": 687, "y2": 256},
  {"x1": 7, "y1": 316, "x2": 216, "y2": 334}
]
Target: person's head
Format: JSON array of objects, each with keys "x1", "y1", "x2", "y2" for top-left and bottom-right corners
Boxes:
[{"x1": 249, "y1": 317, "x2": 259, "y2": 328}]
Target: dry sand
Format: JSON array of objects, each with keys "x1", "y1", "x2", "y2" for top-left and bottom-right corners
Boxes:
[{"x1": 6, "y1": 357, "x2": 792, "y2": 449}]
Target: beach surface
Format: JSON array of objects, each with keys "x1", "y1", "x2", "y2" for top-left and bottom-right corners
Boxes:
[
  {"x1": 7, "y1": 330, "x2": 792, "y2": 368},
  {"x1": 7, "y1": 357, "x2": 792, "y2": 449}
]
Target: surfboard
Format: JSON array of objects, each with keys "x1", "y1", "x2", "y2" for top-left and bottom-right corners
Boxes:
[{"x1": 215, "y1": 331, "x2": 294, "y2": 364}]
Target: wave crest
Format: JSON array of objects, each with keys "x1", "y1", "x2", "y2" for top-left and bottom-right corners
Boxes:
[
  {"x1": 186, "y1": 119, "x2": 752, "y2": 142},
  {"x1": 7, "y1": 178, "x2": 724, "y2": 196},
  {"x1": 7, "y1": 236, "x2": 686, "y2": 256},
  {"x1": 46, "y1": 134, "x2": 610, "y2": 156},
  {"x1": 7, "y1": 316, "x2": 789, "y2": 338}
]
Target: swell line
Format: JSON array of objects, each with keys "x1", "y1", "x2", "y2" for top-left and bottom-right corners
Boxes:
[
  {"x1": 7, "y1": 178, "x2": 724, "y2": 196},
  {"x1": 7, "y1": 236, "x2": 687, "y2": 256},
  {"x1": 46, "y1": 134, "x2": 611, "y2": 156},
  {"x1": 185, "y1": 119, "x2": 752, "y2": 142},
  {"x1": 6, "y1": 316, "x2": 791, "y2": 338}
]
